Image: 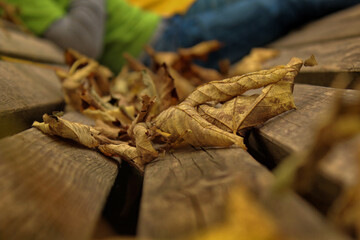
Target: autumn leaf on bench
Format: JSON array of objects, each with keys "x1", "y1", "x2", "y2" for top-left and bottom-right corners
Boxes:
[
  {"x1": 33, "y1": 46, "x2": 304, "y2": 173},
  {"x1": 154, "y1": 57, "x2": 303, "y2": 148}
]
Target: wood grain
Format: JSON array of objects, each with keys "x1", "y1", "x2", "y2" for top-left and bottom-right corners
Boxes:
[
  {"x1": 265, "y1": 36, "x2": 360, "y2": 88},
  {"x1": 0, "y1": 61, "x2": 64, "y2": 137},
  {"x1": 263, "y1": 5, "x2": 360, "y2": 88},
  {"x1": 0, "y1": 20, "x2": 64, "y2": 64},
  {"x1": 248, "y1": 84, "x2": 360, "y2": 210},
  {"x1": 138, "y1": 146, "x2": 348, "y2": 240},
  {"x1": 0, "y1": 112, "x2": 119, "y2": 240},
  {"x1": 269, "y1": 4, "x2": 360, "y2": 48}
]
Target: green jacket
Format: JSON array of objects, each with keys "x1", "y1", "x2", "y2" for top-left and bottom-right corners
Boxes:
[{"x1": 3, "y1": 0, "x2": 160, "y2": 73}]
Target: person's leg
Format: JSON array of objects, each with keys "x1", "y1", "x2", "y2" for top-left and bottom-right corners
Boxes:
[
  {"x1": 185, "y1": 0, "x2": 248, "y2": 17},
  {"x1": 153, "y1": 0, "x2": 359, "y2": 69}
]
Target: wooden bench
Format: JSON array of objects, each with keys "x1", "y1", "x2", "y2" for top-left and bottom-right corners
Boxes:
[
  {"x1": 1, "y1": 5, "x2": 360, "y2": 240},
  {"x1": 0, "y1": 22, "x2": 135, "y2": 240}
]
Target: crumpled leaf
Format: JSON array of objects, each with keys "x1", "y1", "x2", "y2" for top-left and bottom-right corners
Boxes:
[
  {"x1": 154, "y1": 57, "x2": 302, "y2": 149},
  {"x1": 154, "y1": 103, "x2": 246, "y2": 148},
  {"x1": 34, "y1": 41, "x2": 307, "y2": 175},
  {"x1": 83, "y1": 108, "x2": 133, "y2": 127},
  {"x1": 197, "y1": 58, "x2": 301, "y2": 135},
  {"x1": 198, "y1": 81, "x2": 296, "y2": 135},
  {"x1": 98, "y1": 144, "x2": 144, "y2": 173},
  {"x1": 33, "y1": 114, "x2": 100, "y2": 148},
  {"x1": 33, "y1": 114, "x2": 148, "y2": 174},
  {"x1": 94, "y1": 119, "x2": 124, "y2": 140},
  {"x1": 58, "y1": 49, "x2": 114, "y2": 111},
  {"x1": 184, "y1": 57, "x2": 302, "y2": 107},
  {"x1": 132, "y1": 122, "x2": 159, "y2": 163}
]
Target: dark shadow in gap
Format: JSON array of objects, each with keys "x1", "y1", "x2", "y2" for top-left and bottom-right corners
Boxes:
[{"x1": 102, "y1": 161, "x2": 144, "y2": 235}]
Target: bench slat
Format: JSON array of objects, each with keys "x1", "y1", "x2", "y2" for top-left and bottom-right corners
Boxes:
[
  {"x1": 269, "y1": 4, "x2": 360, "y2": 48},
  {"x1": 249, "y1": 84, "x2": 360, "y2": 210},
  {"x1": 138, "y1": 147, "x2": 348, "y2": 240},
  {"x1": 265, "y1": 36, "x2": 360, "y2": 87},
  {"x1": 0, "y1": 20, "x2": 64, "y2": 64},
  {"x1": 0, "y1": 61, "x2": 64, "y2": 137},
  {"x1": 0, "y1": 112, "x2": 118, "y2": 240}
]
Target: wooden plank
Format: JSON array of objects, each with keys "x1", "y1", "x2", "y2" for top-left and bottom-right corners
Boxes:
[
  {"x1": 264, "y1": 36, "x2": 360, "y2": 88},
  {"x1": 0, "y1": 61, "x2": 64, "y2": 137},
  {"x1": 269, "y1": 4, "x2": 360, "y2": 48},
  {"x1": 138, "y1": 147, "x2": 348, "y2": 240},
  {"x1": 248, "y1": 84, "x2": 360, "y2": 211},
  {"x1": 0, "y1": 20, "x2": 64, "y2": 64},
  {"x1": 0, "y1": 112, "x2": 119, "y2": 240}
]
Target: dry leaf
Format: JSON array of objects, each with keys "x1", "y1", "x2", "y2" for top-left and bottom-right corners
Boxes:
[
  {"x1": 191, "y1": 185, "x2": 286, "y2": 240},
  {"x1": 230, "y1": 48, "x2": 279, "y2": 76},
  {"x1": 132, "y1": 123, "x2": 158, "y2": 163},
  {"x1": 95, "y1": 120, "x2": 123, "y2": 139},
  {"x1": 304, "y1": 54, "x2": 318, "y2": 67},
  {"x1": 190, "y1": 64, "x2": 223, "y2": 82},
  {"x1": 98, "y1": 144, "x2": 144, "y2": 173},
  {"x1": 145, "y1": 45, "x2": 180, "y2": 67},
  {"x1": 154, "y1": 58, "x2": 302, "y2": 149},
  {"x1": 198, "y1": 80, "x2": 296, "y2": 135},
  {"x1": 34, "y1": 42, "x2": 307, "y2": 174},
  {"x1": 168, "y1": 67, "x2": 196, "y2": 101},
  {"x1": 33, "y1": 114, "x2": 100, "y2": 148},
  {"x1": 156, "y1": 64, "x2": 179, "y2": 111},
  {"x1": 184, "y1": 57, "x2": 302, "y2": 107},
  {"x1": 83, "y1": 108, "x2": 133, "y2": 127},
  {"x1": 178, "y1": 40, "x2": 223, "y2": 61},
  {"x1": 154, "y1": 103, "x2": 246, "y2": 148}
]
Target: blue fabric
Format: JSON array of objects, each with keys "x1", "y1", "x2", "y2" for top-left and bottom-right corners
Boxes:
[{"x1": 151, "y1": 0, "x2": 360, "y2": 69}]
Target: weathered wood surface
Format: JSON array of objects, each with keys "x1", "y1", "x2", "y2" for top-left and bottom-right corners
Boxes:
[
  {"x1": 264, "y1": 5, "x2": 360, "y2": 88},
  {"x1": 138, "y1": 147, "x2": 348, "y2": 240},
  {"x1": 0, "y1": 61, "x2": 64, "y2": 137},
  {"x1": 249, "y1": 84, "x2": 360, "y2": 210},
  {"x1": 265, "y1": 36, "x2": 360, "y2": 87},
  {"x1": 0, "y1": 112, "x2": 118, "y2": 240},
  {"x1": 0, "y1": 20, "x2": 64, "y2": 64},
  {"x1": 269, "y1": 4, "x2": 360, "y2": 48}
]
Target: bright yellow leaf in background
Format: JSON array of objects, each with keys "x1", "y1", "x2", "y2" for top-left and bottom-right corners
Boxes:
[{"x1": 126, "y1": 0, "x2": 196, "y2": 16}]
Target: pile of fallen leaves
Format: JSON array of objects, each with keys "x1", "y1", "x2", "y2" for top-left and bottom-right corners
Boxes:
[{"x1": 33, "y1": 41, "x2": 303, "y2": 174}]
